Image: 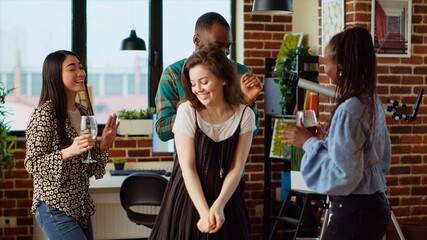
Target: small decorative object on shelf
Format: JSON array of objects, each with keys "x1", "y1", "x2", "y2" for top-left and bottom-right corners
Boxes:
[
  {"x1": 116, "y1": 107, "x2": 156, "y2": 136},
  {"x1": 112, "y1": 157, "x2": 126, "y2": 170},
  {"x1": 290, "y1": 145, "x2": 310, "y2": 191}
]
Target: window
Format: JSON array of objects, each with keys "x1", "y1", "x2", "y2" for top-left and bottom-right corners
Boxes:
[
  {"x1": 1, "y1": 0, "x2": 233, "y2": 131},
  {"x1": 162, "y1": 0, "x2": 231, "y2": 67},
  {"x1": 87, "y1": 0, "x2": 149, "y2": 123},
  {"x1": 0, "y1": 0, "x2": 72, "y2": 130}
]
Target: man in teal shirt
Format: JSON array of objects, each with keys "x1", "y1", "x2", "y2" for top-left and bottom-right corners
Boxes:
[{"x1": 155, "y1": 12, "x2": 262, "y2": 141}]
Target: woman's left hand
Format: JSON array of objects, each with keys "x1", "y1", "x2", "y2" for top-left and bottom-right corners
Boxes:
[{"x1": 100, "y1": 113, "x2": 120, "y2": 152}]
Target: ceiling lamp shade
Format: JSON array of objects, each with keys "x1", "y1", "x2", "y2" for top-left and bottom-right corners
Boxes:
[
  {"x1": 252, "y1": 0, "x2": 293, "y2": 14},
  {"x1": 121, "y1": 30, "x2": 146, "y2": 51}
]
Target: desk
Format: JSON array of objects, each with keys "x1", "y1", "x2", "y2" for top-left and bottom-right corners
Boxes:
[
  {"x1": 89, "y1": 162, "x2": 172, "y2": 192},
  {"x1": 90, "y1": 161, "x2": 172, "y2": 240}
]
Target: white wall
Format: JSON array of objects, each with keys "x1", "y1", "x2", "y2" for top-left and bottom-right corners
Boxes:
[
  {"x1": 235, "y1": 0, "x2": 244, "y2": 64},
  {"x1": 292, "y1": 0, "x2": 319, "y2": 55}
]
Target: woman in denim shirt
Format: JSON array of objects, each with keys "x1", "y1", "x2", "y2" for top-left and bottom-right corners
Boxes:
[{"x1": 282, "y1": 27, "x2": 391, "y2": 240}]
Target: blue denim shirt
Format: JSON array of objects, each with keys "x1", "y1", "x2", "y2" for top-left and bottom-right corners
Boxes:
[{"x1": 301, "y1": 96, "x2": 391, "y2": 195}]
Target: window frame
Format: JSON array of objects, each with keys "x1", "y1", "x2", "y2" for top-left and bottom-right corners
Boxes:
[
  {"x1": 73, "y1": 0, "x2": 235, "y2": 108},
  {"x1": 9, "y1": 0, "x2": 236, "y2": 136}
]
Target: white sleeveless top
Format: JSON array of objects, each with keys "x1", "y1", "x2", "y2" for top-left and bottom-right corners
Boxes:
[{"x1": 173, "y1": 101, "x2": 256, "y2": 142}]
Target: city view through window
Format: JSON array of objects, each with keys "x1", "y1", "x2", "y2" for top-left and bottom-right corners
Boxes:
[{"x1": 0, "y1": 0, "x2": 230, "y2": 131}]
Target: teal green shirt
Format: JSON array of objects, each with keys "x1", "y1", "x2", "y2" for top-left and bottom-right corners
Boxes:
[{"x1": 155, "y1": 58, "x2": 260, "y2": 141}]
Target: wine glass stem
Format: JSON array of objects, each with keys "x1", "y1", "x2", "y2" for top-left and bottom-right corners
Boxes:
[{"x1": 87, "y1": 150, "x2": 92, "y2": 160}]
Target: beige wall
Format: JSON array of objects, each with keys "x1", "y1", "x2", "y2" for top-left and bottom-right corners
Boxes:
[
  {"x1": 292, "y1": 0, "x2": 319, "y2": 55},
  {"x1": 236, "y1": 0, "x2": 245, "y2": 63}
]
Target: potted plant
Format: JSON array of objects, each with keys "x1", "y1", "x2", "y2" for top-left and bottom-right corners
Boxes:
[
  {"x1": 112, "y1": 157, "x2": 126, "y2": 170},
  {"x1": 290, "y1": 145, "x2": 310, "y2": 191},
  {"x1": 274, "y1": 45, "x2": 311, "y2": 115},
  {"x1": 0, "y1": 82, "x2": 16, "y2": 180},
  {"x1": 116, "y1": 107, "x2": 155, "y2": 136}
]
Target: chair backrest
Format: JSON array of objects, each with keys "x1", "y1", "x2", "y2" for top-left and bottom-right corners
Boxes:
[{"x1": 119, "y1": 172, "x2": 168, "y2": 228}]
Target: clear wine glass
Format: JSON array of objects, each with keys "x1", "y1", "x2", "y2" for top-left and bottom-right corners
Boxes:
[
  {"x1": 81, "y1": 115, "x2": 98, "y2": 163},
  {"x1": 296, "y1": 110, "x2": 318, "y2": 135}
]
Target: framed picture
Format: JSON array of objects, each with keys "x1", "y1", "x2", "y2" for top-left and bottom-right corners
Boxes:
[
  {"x1": 371, "y1": 0, "x2": 412, "y2": 58},
  {"x1": 275, "y1": 32, "x2": 303, "y2": 71},
  {"x1": 321, "y1": 0, "x2": 345, "y2": 56},
  {"x1": 269, "y1": 117, "x2": 295, "y2": 159}
]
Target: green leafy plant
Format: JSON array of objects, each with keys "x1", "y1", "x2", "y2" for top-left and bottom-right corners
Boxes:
[
  {"x1": 117, "y1": 107, "x2": 156, "y2": 120},
  {"x1": 0, "y1": 82, "x2": 16, "y2": 178},
  {"x1": 274, "y1": 45, "x2": 311, "y2": 115},
  {"x1": 112, "y1": 157, "x2": 126, "y2": 170},
  {"x1": 290, "y1": 145, "x2": 304, "y2": 171},
  {"x1": 111, "y1": 157, "x2": 126, "y2": 164}
]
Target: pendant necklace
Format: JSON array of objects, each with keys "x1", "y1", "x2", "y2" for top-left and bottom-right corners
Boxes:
[{"x1": 206, "y1": 108, "x2": 225, "y2": 178}]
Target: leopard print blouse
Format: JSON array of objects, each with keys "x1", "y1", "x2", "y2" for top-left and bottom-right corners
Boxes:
[{"x1": 25, "y1": 100, "x2": 109, "y2": 228}]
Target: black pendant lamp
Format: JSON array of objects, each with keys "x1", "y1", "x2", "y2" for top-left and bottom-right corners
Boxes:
[
  {"x1": 252, "y1": 0, "x2": 293, "y2": 14},
  {"x1": 121, "y1": 29, "x2": 146, "y2": 51}
]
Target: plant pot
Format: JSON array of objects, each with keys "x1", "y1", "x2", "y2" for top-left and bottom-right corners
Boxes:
[
  {"x1": 117, "y1": 119, "x2": 153, "y2": 136},
  {"x1": 114, "y1": 163, "x2": 125, "y2": 170}
]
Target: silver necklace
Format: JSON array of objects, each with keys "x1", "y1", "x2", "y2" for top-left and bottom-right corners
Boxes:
[{"x1": 205, "y1": 107, "x2": 232, "y2": 179}]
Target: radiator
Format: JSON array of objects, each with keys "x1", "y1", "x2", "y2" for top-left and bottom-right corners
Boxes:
[{"x1": 92, "y1": 193, "x2": 158, "y2": 239}]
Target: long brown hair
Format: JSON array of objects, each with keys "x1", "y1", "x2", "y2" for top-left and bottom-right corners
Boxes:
[
  {"x1": 182, "y1": 46, "x2": 242, "y2": 111},
  {"x1": 327, "y1": 27, "x2": 377, "y2": 131}
]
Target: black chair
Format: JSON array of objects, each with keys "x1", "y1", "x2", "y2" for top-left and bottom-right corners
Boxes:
[{"x1": 119, "y1": 172, "x2": 168, "y2": 228}]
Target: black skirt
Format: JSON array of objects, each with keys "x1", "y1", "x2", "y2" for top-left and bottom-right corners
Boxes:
[{"x1": 149, "y1": 117, "x2": 251, "y2": 240}]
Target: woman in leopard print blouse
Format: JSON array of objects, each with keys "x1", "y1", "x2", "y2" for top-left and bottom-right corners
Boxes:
[{"x1": 25, "y1": 50, "x2": 119, "y2": 240}]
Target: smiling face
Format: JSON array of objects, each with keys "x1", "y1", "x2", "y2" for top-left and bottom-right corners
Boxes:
[
  {"x1": 62, "y1": 54, "x2": 86, "y2": 97},
  {"x1": 189, "y1": 64, "x2": 225, "y2": 107}
]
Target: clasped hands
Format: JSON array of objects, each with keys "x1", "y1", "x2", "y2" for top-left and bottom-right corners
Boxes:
[
  {"x1": 197, "y1": 202, "x2": 225, "y2": 234},
  {"x1": 279, "y1": 118, "x2": 325, "y2": 148}
]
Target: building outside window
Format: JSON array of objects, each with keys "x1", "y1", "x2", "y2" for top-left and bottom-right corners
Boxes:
[{"x1": 0, "y1": 0, "x2": 231, "y2": 130}]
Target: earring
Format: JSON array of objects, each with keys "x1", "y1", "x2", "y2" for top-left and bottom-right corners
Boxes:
[
  {"x1": 339, "y1": 71, "x2": 342, "y2": 77},
  {"x1": 193, "y1": 34, "x2": 200, "y2": 46}
]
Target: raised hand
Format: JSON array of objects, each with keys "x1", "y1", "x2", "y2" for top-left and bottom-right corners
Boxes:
[
  {"x1": 100, "y1": 113, "x2": 120, "y2": 152},
  {"x1": 240, "y1": 72, "x2": 263, "y2": 105}
]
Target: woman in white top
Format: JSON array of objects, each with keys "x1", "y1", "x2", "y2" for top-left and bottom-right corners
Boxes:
[{"x1": 149, "y1": 46, "x2": 256, "y2": 240}]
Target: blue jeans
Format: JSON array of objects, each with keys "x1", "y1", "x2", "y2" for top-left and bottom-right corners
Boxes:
[
  {"x1": 323, "y1": 191, "x2": 391, "y2": 240},
  {"x1": 34, "y1": 202, "x2": 93, "y2": 240}
]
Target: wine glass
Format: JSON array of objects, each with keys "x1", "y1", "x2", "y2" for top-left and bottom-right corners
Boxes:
[
  {"x1": 296, "y1": 110, "x2": 318, "y2": 135},
  {"x1": 81, "y1": 115, "x2": 98, "y2": 163}
]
